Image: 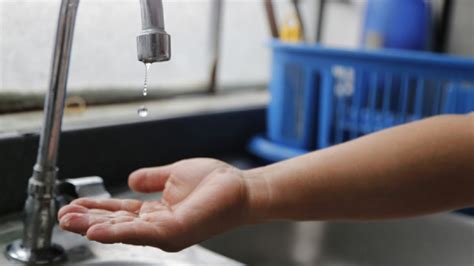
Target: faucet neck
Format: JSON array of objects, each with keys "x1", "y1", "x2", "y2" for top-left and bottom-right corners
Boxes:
[
  {"x1": 36, "y1": 0, "x2": 79, "y2": 172},
  {"x1": 140, "y1": 0, "x2": 165, "y2": 31}
]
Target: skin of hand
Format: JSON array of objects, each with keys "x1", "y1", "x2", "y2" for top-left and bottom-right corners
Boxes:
[
  {"x1": 245, "y1": 114, "x2": 474, "y2": 220},
  {"x1": 58, "y1": 158, "x2": 252, "y2": 252}
]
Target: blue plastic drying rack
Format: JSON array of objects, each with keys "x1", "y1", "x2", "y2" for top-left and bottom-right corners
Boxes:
[{"x1": 249, "y1": 41, "x2": 474, "y2": 162}]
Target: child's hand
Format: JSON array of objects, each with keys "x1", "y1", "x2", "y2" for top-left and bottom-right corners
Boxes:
[{"x1": 58, "y1": 158, "x2": 250, "y2": 251}]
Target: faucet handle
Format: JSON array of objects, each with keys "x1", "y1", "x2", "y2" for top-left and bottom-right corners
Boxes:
[{"x1": 56, "y1": 176, "x2": 111, "y2": 210}]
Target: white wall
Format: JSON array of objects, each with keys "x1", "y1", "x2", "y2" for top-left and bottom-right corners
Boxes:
[
  {"x1": 447, "y1": 0, "x2": 474, "y2": 57},
  {"x1": 0, "y1": 0, "x2": 366, "y2": 93}
]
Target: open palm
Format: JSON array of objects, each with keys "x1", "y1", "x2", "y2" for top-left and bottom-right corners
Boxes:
[{"x1": 58, "y1": 158, "x2": 249, "y2": 251}]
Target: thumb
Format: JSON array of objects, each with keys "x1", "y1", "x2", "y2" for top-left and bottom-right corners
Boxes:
[{"x1": 128, "y1": 165, "x2": 172, "y2": 193}]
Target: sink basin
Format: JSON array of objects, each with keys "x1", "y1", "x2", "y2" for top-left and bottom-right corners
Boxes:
[{"x1": 201, "y1": 214, "x2": 474, "y2": 266}]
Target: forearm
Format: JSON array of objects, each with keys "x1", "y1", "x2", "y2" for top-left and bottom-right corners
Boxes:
[{"x1": 244, "y1": 114, "x2": 474, "y2": 222}]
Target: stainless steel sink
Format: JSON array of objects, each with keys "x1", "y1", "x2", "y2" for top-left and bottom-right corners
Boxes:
[{"x1": 201, "y1": 214, "x2": 474, "y2": 266}]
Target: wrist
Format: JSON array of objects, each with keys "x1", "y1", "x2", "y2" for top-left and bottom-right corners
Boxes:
[{"x1": 242, "y1": 167, "x2": 273, "y2": 224}]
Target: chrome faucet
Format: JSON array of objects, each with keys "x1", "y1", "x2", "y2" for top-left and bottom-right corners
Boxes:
[{"x1": 5, "y1": 0, "x2": 170, "y2": 264}]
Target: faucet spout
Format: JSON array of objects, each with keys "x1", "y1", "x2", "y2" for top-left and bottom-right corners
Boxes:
[{"x1": 137, "y1": 0, "x2": 171, "y2": 63}]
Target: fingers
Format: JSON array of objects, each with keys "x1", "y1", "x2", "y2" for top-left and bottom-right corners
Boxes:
[
  {"x1": 58, "y1": 198, "x2": 144, "y2": 237},
  {"x1": 59, "y1": 213, "x2": 110, "y2": 235},
  {"x1": 59, "y1": 198, "x2": 186, "y2": 251},
  {"x1": 58, "y1": 199, "x2": 140, "y2": 235},
  {"x1": 71, "y1": 198, "x2": 143, "y2": 213},
  {"x1": 128, "y1": 165, "x2": 172, "y2": 193},
  {"x1": 86, "y1": 220, "x2": 160, "y2": 246},
  {"x1": 58, "y1": 202, "x2": 113, "y2": 220},
  {"x1": 58, "y1": 204, "x2": 88, "y2": 220},
  {"x1": 60, "y1": 211, "x2": 136, "y2": 235},
  {"x1": 86, "y1": 220, "x2": 183, "y2": 252}
]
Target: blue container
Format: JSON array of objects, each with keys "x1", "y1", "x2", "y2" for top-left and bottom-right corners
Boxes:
[
  {"x1": 362, "y1": 0, "x2": 431, "y2": 50},
  {"x1": 266, "y1": 56, "x2": 319, "y2": 150},
  {"x1": 249, "y1": 41, "x2": 474, "y2": 162}
]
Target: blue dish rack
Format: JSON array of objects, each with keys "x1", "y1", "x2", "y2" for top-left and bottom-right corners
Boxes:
[{"x1": 248, "y1": 41, "x2": 474, "y2": 215}]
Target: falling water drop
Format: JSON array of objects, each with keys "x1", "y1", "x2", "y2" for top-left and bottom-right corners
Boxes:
[
  {"x1": 143, "y1": 63, "x2": 150, "y2": 96},
  {"x1": 138, "y1": 63, "x2": 151, "y2": 117},
  {"x1": 137, "y1": 106, "x2": 148, "y2": 117}
]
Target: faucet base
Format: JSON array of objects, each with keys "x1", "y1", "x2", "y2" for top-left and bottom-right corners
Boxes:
[{"x1": 5, "y1": 240, "x2": 66, "y2": 265}]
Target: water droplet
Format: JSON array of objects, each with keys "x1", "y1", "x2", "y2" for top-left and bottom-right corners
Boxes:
[{"x1": 137, "y1": 106, "x2": 148, "y2": 117}]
